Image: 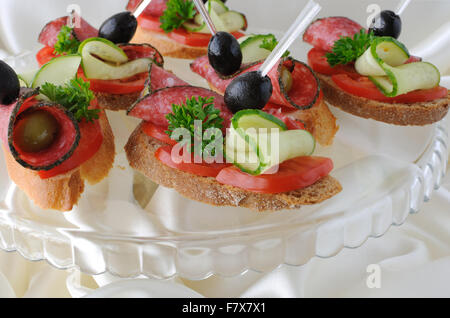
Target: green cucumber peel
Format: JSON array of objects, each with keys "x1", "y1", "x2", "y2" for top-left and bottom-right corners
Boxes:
[{"x1": 226, "y1": 110, "x2": 315, "y2": 175}]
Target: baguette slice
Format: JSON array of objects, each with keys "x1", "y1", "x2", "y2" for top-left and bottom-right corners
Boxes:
[
  {"x1": 317, "y1": 73, "x2": 450, "y2": 126},
  {"x1": 2, "y1": 111, "x2": 115, "y2": 211},
  {"x1": 208, "y1": 83, "x2": 339, "y2": 147},
  {"x1": 131, "y1": 27, "x2": 208, "y2": 59},
  {"x1": 125, "y1": 123, "x2": 342, "y2": 212},
  {"x1": 94, "y1": 91, "x2": 141, "y2": 111}
]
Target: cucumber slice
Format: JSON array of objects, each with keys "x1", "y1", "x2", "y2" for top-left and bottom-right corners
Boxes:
[
  {"x1": 355, "y1": 37, "x2": 409, "y2": 76},
  {"x1": 31, "y1": 55, "x2": 82, "y2": 89},
  {"x1": 189, "y1": 4, "x2": 244, "y2": 33},
  {"x1": 226, "y1": 110, "x2": 316, "y2": 175},
  {"x1": 220, "y1": 11, "x2": 246, "y2": 33},
  {"x1": 207, "y1": 0, "x2": 229, "y2": 15},
  {"x1": 371, "y1": 62, "x2": 441, "y2": 96},
  {"x1": 78, "y1": 37, "x2": 128, "y2": 64},
  {"x1": 18, "y1": 70, "x2": 38, "y2": 87},
  {"x1": 79, "y1": 37, "x2": 153, "y2": 80},
  {"x1": 183, "y1": 21, "x2": 208, "y2": 33},
  {"x1": 239, "y1": 34, "x2": 276, "y2": 64},
  {"x1": 355, "y1": 37, "x2": 440, "y2": 97},
  {"x1": 232, "y1": 109, "x2": 287, "y2": 131}
]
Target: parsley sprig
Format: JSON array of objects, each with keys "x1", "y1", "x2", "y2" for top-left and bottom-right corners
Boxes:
[
  {"x1": 166, "y1": 96, "x2": 224, "y2": 153},
  {"x1": 40, "y1": 78, "x2": 100, "y2": 122},
  {"x1": 53, "y1": 26, "x2": 81, "y2": 55},
  {"x1": 260, "y1": 34, "x2": 290, "y2": 58},
  {"x1": 326, "y1": 29, "x2": 376, "y2": 66},
  {"x1": 160, "y1": 0, "x2": 196, "y2": 33}
]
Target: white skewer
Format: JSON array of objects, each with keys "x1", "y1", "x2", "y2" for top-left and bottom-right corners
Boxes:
[
  {"x1": 193, "y1": 0, "x2": 217, "y2": 35},
  {"x1": 396, "y1": 0, "x2": 411, "y2": 16},
  {"x1": 259, "y1": 0, "x2": 321, "y2": 77},
  {"x1": 133, "y1": 0, "x2": 153, "y2": 18}
]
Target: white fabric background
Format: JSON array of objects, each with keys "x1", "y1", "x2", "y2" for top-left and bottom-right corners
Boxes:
[{"x1": 0, "y1": 0, "x2": 449, "y2": 298}]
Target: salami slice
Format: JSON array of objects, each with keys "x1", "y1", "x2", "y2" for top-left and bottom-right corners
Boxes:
[
  {"x1": 5, "y1": 90, "x2": 80, "y2": 171},
  {"x1": 128, "y1": 86, "x2": 232, "y2": 128},
  {"x1": 303, "y1": 17, "x2": 364, "y2": 52},
  {"x1": 127, "y1": 0, "x2": 168, "y2": 17},
  {"x1": 190, "y1": 56, "x2": 320, "y2": 110},
  {"x1": 120, "y1": 43, "x2": 164, "y2": 66},
  {"x1": 38, "y1": 15, "x2": 98, "y2": 48},
  {"x1": 148, "y1": 64, "x2": 188, "y2": 93}
]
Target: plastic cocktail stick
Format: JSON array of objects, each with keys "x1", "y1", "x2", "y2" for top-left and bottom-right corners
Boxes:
[
  {"x1": 133, "y1": 0, "x2": 153, "y2": 17},
  {"x1": 259, "y1": 0, "x2": 321, "y2": 77},
  {"x1": 396, "y1": 0, "x2": 411, "y2": 16},
  {"x1": 193, "y1": 0, "x2": 218, "y2": 34}
]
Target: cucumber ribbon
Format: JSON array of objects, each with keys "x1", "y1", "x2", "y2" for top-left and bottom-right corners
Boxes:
[
  {"x1": 355, "y1": 37, "x2": 441, "y2": 97},
  {"x1": 225, "y1": 110, "x2": 316, "y2": 175}
]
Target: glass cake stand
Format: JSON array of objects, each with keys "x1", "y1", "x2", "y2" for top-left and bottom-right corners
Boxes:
[{"x1": 0, "y1": 50, "x2": 447, "y2": 281}]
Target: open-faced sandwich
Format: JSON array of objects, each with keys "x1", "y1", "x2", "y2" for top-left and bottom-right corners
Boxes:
[
  {"x1": 125, "y1": 61, "x2": 342, "y2": 212},
  {"x1": 37, "y1": 15, "x2": 164, "y2": 111},
  {"x1": 303, "y1": 16, "x2": 449, "y2": 126},
  {"x1": 190, "y1": 33, "x2": 339, "y2": 146},
  {"x1": 127, "y1": 0, "x2": 247, "y2": 59},
  {"x1": 0, "y1": 56, "x2": 115, "y2": 211}
]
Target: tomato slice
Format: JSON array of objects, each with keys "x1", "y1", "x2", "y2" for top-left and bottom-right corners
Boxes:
[
  {"x1": 38, "y1": 117, "x2": 103, "y2": 179},
  {"x1": 142, "y1": 121, "x2": 176, "y2": 146},
  {"x1": 137, "y1": 14, "x2": 164, "y2": 33},
  {"x1": 307, "y1": 48, "x2": 356, "y2": 76},
  {"x1": 87, "y1": 72, "x2": 148, "y2": 94},
  {"x1": 36, "y1": 46, "x2": 58, "y2": 67},
  {"x1": 216, "y1": 156, "x2": 334, "y2": 194},
  {"x1": 332, "y1": 73, "x2": 448, "y2": 104},
  {"x1": 155, "y1": 146, "x2": 230, "y2": 178}
]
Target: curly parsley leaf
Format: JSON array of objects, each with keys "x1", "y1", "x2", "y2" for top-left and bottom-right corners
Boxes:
[
  {"x1": 40, "y1": 78, "x2": 100, "y2": 122},
  {"x1": 166, "y1": 96, "x2": 224, "y2": 154},
  {"x1": 259, "y1": 34, "x2": 290, "y2": 58},
  {"x1": 53, "y1": 26, "x2": 81, "y2": 55},
  {"x1": 326, "y1": 29, "x2": 376, "y2": 66},
  {"x1": 160, "y1": 0, "x2": 196, "y2": 33}
]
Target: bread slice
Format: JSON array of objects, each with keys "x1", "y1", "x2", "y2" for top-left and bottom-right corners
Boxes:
[
  {"x1": 2, "y1": 111, "x2": 115, "y2": 211},
  {"x1": 317, "y1": 73, "x2": 450, "y2": 126},
  {"x1": 131, "y1": 27, "x2": 208, "y2": 59},
  {"x1": 94, "y1": 91, "x2": 141, "y2": 111},
  {"x1": 208, "y1": 83, "x2": 339, "y2": 147},
  {"x1": 125, "y1": 123, "x2": 342, "y2": 212}
]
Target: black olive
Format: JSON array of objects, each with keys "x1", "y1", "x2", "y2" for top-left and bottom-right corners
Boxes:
[
  {"x1": 0, "y1": 60, "x2": 20, "y2": 105},
  {"x1": 99, "y1": 11, "x2": 138, "y2": 44},
  {"x1": 224, "y1": 71, "x2": 273, "y2": 113},
  {"x1": 208, "y1": 31, "x2": 243, "y2": 76},
  {"x1": 369, "y1": 10, "x2": 402, "y2": 39}
]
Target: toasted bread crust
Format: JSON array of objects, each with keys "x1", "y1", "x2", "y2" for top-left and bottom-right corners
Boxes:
[
  {"x1": 318, "y1": 73, "x2": 450, "y2": 126},
  {"x1": 125, "y1": 123, "x2": 342, "y2": 212},
  {"x1": 2, "y1": 111, "x2": 115, "y2": 211},
  {"x1": 208, "y1": 83, "x2": 338, "y2": 146},
  {"x1": 131, "y1": 27, "x2": 208, "y2": 59},
  {"x1": 94, "y1": 91, "x2": 141, "y2": 111}
]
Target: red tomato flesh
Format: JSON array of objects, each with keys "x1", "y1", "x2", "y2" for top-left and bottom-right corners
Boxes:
[
  {"x1": 36, "y1": 46, "x2": 58, "y2": 67},
  {"x1": 87, "y1": 72, "x2": 148, "y2": 95},
  {"x1": 155, "y1": 145, "x2": 230, "y2": 178},
  {"x1": 216, "y1": 157, "x2": 334, "y2": 194},
  {"x1": 332, "y1": 73, "x2": 448, "y2": 104},
  {"x1": 142, "y1": 121, "x2": 177, "y2": 146},
  {"x1": 307, "y1": 48, "x2": 356, "y2": 76}
]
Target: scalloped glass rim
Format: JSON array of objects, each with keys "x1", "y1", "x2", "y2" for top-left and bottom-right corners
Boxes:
[{"x1": 0, "y1": 50, "x2": 448, "y2": 280}]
